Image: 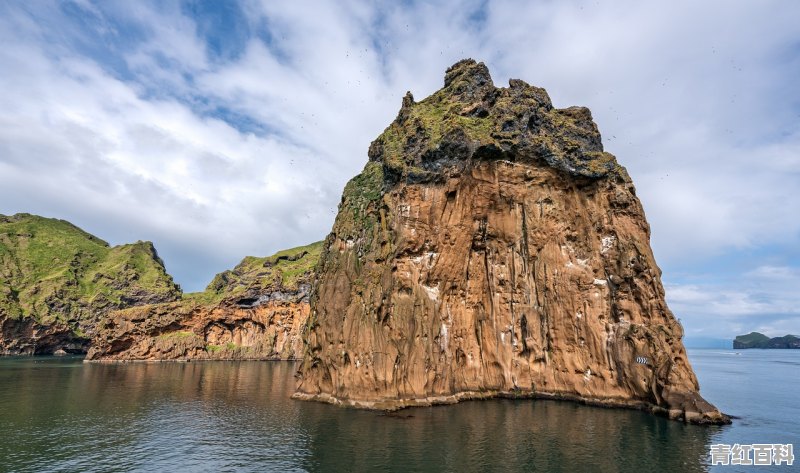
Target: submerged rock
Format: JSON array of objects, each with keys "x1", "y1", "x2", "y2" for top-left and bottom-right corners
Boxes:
[
  {"x1": 85, "y1": 242, "x2": 321, "y2": 362},
  {"x1": 293, "y1": 60, "x2": 730, "y2": 425}
]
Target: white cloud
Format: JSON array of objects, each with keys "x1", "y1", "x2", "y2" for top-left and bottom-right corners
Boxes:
[
  {"x1": 667, "y1": 265, "x2": 800, "y2": 337},
  {"x1": 479, "y1": 1, "x2": 800, "y2": 264},
  {"x1": 0, "y1": 4, "x2": 342, "y2": 290},
  {"x1": 0, "y1": 0, "x2": 798, "y2": 340}
]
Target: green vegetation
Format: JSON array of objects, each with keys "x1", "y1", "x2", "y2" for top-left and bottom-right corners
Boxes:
[
  {"x1": 338, "y1": 162, "x2": 385, "y2": 236},
  {"x1": 376, "y1": 88, "x2": 497, "y2": 175},
  {"x1": 734, "y1": 332, "x2": 770, "y2": 346},
  {"x1": 369, "y1": 59, "x2": 625, "y2": 182},
  {"x1": 200, "y1": 241, "x2": 323, "y2": 305},
  {"x1": 734, "y1": 332, "x2": 800, "y2": 349},
  {"x1": 581, "y1": 151, "x2": 620, "y2": 175},
  {"x1": 160, "y1": 240, "x2": 325, "y2": 314},
  {"x1": 181, "y1": 290, "x2": 221, "y2": 306},
  {"x1": 1, "y1": 213, "x2": 323, "y2": 355},
  {"x1": 204, "y1": 342, "x2": 247, "y2": 355},
  {"x1": 0, "y1": 213, "x2": 180, "y2": 329}
]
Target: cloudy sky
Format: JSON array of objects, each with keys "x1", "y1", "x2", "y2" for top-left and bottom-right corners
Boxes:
[{"x1": 1, "y1": 1, "x2": 798, "y2": 340}]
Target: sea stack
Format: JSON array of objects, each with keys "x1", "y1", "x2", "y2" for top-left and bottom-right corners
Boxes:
[{"x1": 293, "y1": 59, "x2": 729, "y2": 425}]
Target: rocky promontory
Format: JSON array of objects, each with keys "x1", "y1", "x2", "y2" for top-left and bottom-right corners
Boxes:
[
  {"x1": 293, "y1": 60, "x2": 730, "y2": 425},
  {"x1": 734, "y1": 332, "x2": 800, "y2": 349},
  {"x1": 85, "y1": 242, "x2": 321, "y2": 361},
  {"x1": 0, "y1": 214, "x2": 181, "y2": 355}
]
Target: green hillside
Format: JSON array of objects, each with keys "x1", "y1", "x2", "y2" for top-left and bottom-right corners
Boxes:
[
  {"x1": 187, "y1": 240, "x2": 323, "y2": 306},
  {"x1": 86, "y1": 240, "x2": 323, "y2": 361},
  {"x1": 0, "y1": 213, "x2": 181, "y2": 354},
  {"x1": 734, "y1": 332, "x2": 800, "y2": 349}
]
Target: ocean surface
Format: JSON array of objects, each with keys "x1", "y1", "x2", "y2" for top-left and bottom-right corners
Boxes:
[{"x1": 0, "y1": 349, "x2": 797, "y2": 472}]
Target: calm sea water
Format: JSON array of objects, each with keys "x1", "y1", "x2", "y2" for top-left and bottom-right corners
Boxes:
[{"x1": 0, "y1": 349, "x2": 797, "y2": 472}]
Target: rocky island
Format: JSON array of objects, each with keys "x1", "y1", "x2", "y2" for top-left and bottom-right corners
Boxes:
[
  {"x1": 85, "y1": 242, "x2": 321, "y2": 361},
  {"x1": 0, "y1": 213, "x2": 180, "y2": 355},
  {"x1": 734, "y1": 332, "x2": 800, "y2": 349},
  {"x1": 293, "y1": 59, "x2": 730, "y2": 425}
]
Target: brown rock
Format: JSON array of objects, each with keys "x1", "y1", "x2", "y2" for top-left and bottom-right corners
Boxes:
[
  {"x1": 85, "y1": 242, "x2": 322, "y2": 362},
  {"x1": 293, "y1": 60, "x2": 729, "y2": 425},
  {"x1": 0, "y1": 214, "x2": 181, "y2": 355},
  {"x1": 84, "y1": 298, "x2": 309, "y2": 362}
]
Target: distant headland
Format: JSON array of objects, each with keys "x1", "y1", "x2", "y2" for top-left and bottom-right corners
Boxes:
[{"x1": 733, "y1": 332, "x2": 800, "y2": 349}]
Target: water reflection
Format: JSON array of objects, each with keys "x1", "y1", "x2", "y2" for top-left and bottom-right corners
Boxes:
[
  {"x1": 0, "y1": 357, "x2": 717, "y2": 472},
  {"x1": 298, "y1": 393, "x2": 715, "y2": 472}
]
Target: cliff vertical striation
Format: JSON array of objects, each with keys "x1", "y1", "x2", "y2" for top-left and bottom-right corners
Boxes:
[{"x1": 293, "y1": 60, "x2": 729, "y2": 424}]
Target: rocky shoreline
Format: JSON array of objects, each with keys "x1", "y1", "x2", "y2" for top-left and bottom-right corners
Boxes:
[
  {"x1": 292, "y1": 388, "x2": 728, "y2": 425},
  {"x1": 0, "y1": 213, "x2": 181, "y2": 355}
]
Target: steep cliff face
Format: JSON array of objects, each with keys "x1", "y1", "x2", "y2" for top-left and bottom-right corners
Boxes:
[
  {"x1": 293, "y1": 60, "x2": 729, "y2": 425},
  {"x1": 0, "y1": 214, "x2": 181, "y2": 355},
  {"x1": 86, "y1": 242, "x2": 321, "y2": 361}
]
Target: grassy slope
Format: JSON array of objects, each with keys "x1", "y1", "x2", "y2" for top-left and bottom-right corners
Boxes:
[
  {"x1": 735, "y1": 332, "x2": 799, "y2": 348},
  {"x1": 734, "y1": 332, "x2": 771, "y2": 346},
  {"x1": 0, "y1": 213, "x2": 180, "y2": 328},
  {"x1": 182, "y1": 240, "x2": 323, "y2": 307}
]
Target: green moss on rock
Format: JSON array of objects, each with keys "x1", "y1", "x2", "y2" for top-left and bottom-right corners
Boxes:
[
  {"x1": 193, "y1": 240, "x2": 324, "y2": 306},
  {"x1": 0, "y1": 214, "x2": 181, "y2": 325},
  {"x1": 367, "y1": 59, "x2": 627, "y2": 183},
  {"x1": 0, "y1": 213, "x2": 182, "y2": 353}
]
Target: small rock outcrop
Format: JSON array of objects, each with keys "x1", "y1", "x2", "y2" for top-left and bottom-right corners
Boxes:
[
  {"x1": 0, "y1": 214, "x2": 181, "y2": 355},
  {"x1": 293, "y1": 60, "x2": 730, "y2": 424},
  {"x1": 85, "y1": 242, "x2": 321, "y2": 361}
]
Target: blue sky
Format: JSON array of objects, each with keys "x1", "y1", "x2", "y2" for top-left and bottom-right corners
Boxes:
[{"x1": 0, "y1": 0, "x2": 798, "y2": 340}]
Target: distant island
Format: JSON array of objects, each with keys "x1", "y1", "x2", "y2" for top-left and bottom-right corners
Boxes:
[{"x1": 734, "y1": 332, "x2": 800, "y2": 349}]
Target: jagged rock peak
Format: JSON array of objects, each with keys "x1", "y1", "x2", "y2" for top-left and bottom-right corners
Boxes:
[
  {"x1": 396, "y1": 91, "x2": 415, "y2": 123},
  {"x1": 401, "y1": 91, "x2": 415, "y2": 108},
  {"x1": 369, "y1": 59, "x2": 618, "y2": 183},
  {"x1": 443, "y1": 58, "x2": 494, "y2": 96}
]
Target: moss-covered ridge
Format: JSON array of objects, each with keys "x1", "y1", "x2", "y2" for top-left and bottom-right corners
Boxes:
[
  {"x1": 367, "y1": 59, "x2": 623, "y2": 183},
  {"x1": 330, "y1": 59, "x2": 628, "y2": 264},
  {"x1": 96, "y1": 239, "x2": 322, "y2": 317},
  {"x1": 0, "y1": 213, "x2": 181, "y2": 351},
  {"x1": 87, "y1": 241, "x2": 322, "y2": 361},
  {"x1": 195, "y1": 240, "x2": 323, "y2": 306},
  {"x1": 124, "y1": 240, "x2": 323, "y2": 313}
]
